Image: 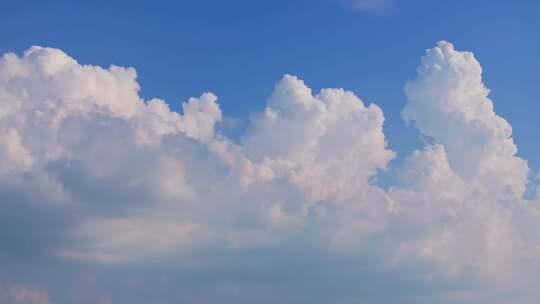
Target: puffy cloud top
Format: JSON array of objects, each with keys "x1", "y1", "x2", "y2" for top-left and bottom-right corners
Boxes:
[
  {"x1": 403, "y1": 41, "x2": 528, "y2": 199},
  {"x1": 243, "y1": 74, "x2": 395, "y2": 201}
]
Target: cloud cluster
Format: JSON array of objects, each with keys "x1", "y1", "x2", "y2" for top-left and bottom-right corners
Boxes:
[{"x1": 0, "y1": 42, "x2": 538, "y2": 303}]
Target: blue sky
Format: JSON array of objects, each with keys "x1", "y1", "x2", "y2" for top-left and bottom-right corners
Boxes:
[
  {"x1": 1, "y1": 1, "x2": 540, "y2": 303},
  {"x1": 2, "y1": 0, "x2": 538, "y2": 172}
]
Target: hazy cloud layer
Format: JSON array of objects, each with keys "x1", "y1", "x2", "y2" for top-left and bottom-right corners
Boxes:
[{"x1": 0, "y1": 42, "x2": 538, "y2": 303}]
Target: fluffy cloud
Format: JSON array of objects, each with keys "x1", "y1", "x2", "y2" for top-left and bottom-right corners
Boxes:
[
  {"x1": 402, "y1": 41, "x2": 529, "y2": 199},
  {"x1": 0, "y1": 42, "x2": 538, "y2": 303},
  {"x1": 392, "y1": 42, "x2": 538, "y2": 283},
  {"x1": 242, "y1": 74, "x2": 395, "y2": 202}
]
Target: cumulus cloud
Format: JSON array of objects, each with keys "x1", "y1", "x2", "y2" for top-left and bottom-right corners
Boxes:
[
  {"x1": 403, "y1": 41, "x2": 529, "y2": 199},
  {"x1": 0, "y1": 42, "x2": 539, "y2": 303},
  {"x1": 392, "y1": 41, "x2": 538, "y2": 283},
  {"x1": 242, "y1": 74, "x2": 395, "y2": 202}
]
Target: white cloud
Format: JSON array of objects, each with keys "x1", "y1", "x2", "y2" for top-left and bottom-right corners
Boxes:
[
  {"x1": 0, "y1": 42, "x2": 539, "y2": 303},
  {"x1": 390, "y1": 42, "x2": 539, "y2": 284},
  {"x1": 242, "y1": 74, "x2": 395, "y2": 202},
  {"x1": 349, "y1": 0, "x2": 396, "y2": 15},
  {"x1": 402, "y1": 41, "x2": 529, "y2": 199}
]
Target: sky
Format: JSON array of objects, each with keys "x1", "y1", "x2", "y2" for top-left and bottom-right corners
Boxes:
[{"x1": 0, "y1": 0, "x2": 539, "y2": 303}]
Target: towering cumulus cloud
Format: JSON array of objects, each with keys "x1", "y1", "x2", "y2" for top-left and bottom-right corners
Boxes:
[
  {"x1": 393, "y1": 42, "x2": 538, "y2": 287},
  {"x1": 0, "y1": 43, "x2": 538, "y2": 303},
  {"x1": 403, "y1": 41, "x2": 528, "y2": 199}
]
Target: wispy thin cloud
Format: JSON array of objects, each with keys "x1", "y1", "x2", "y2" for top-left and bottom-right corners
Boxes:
[{"x1": 347, "y1": 0, "x2": 397, "y2": 16}]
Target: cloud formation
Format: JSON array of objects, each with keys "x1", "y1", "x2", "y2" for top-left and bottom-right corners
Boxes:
[
  {"x1": 403, "y1": 41, "x2": 528, "y2": 199},
  {"x1": 0, "y1": 42, "x2": 538, "y2": 303}
]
